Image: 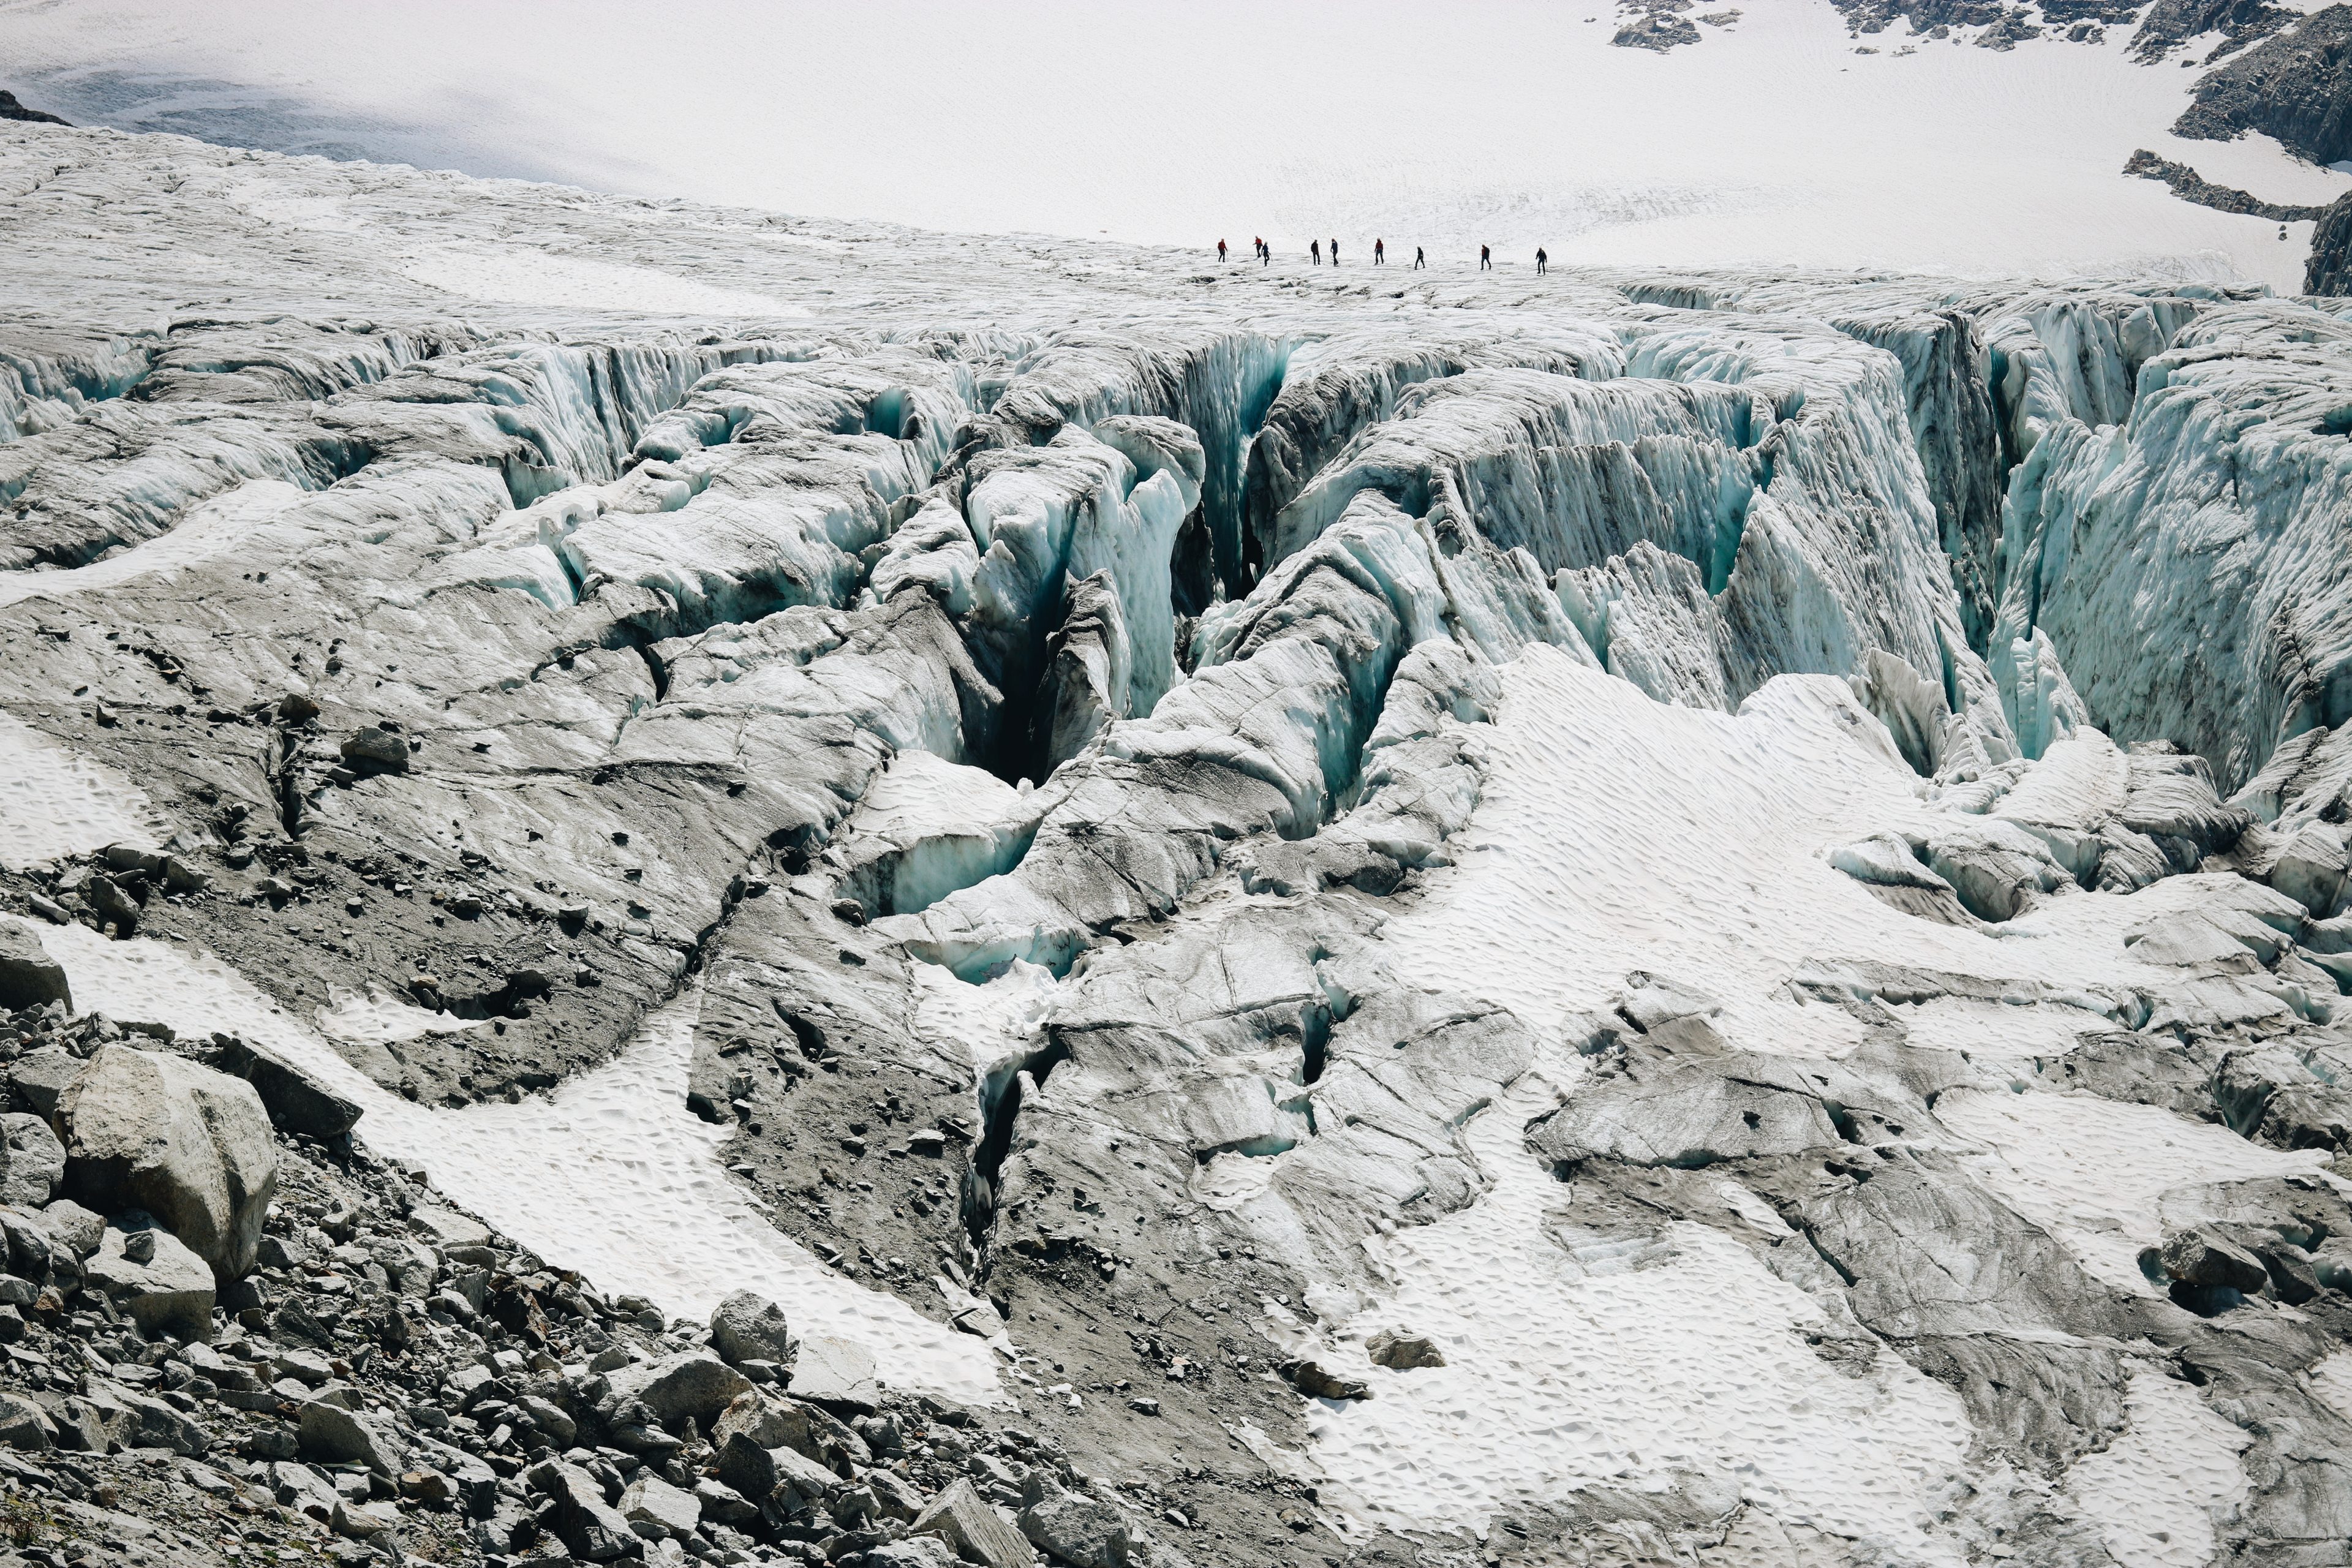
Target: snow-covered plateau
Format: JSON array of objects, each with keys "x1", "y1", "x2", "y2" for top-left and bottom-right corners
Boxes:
[{"x1": 6, "y1": 91, "x2": 2352, "y2": 1568}]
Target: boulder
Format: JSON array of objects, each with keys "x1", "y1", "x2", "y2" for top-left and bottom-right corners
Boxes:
[
  {"x1": 0, "y1": 1207, "x2": 49, "y2": 1280},
  {"x1": 8, "y1": 1048, "x2": 85, "y2": 1118},
  {"x1": 607, "y1": 1351, "x2": 752, "y2": 1424},
  {"x1": 709, "y1": 1289, "x2": 792, "y2": 1366},
  {"x1": 530, "y1": 1458, "x2": 635, "y2": 1561},
  {"x1": 2161, "y1": 1226, "x2": 2270, "y2": 1293},
  {"x1": 620, "y1": 1473, "x2": 701, "y2": 1540},
  {"x1": 40, "y1": 1197, "x2": 102, "y2": 1261},
  {"x1": 870, "y1": 1540, "x2": 963, "y2": 1568},
  {"x1": 0, "y1": 927, "x2": 70, "y2": 1014},
  {"x1": 914, "y1": 1477, "x2": 1033, "y2": 1568},
  {"x1": 299, "y1": 1401, "x2": 408, "y2": 1475},
  {"x1": 90, "y1": 1379, "x2": 208, "y2": 1455},
  {"x1": 211, "y1": 1036, "x2": 363, "y2": 1138},
  {"x1": 790, "y1": 1333, "x2": 880, "y2": 1412},
  {"x1": 331, "y1": 1499, "x2": 397, "y2": 1539},
  {"x1": 0, "y1": 1114, "x2": 64, "y2": 1205},
  {"x1": 0, "y1": 1390, "x2": 53, "y2": 1452},
  {"x1": 56, "y1": 1044, "x2": 277, "y2": 1282},
  {"x1": 1018, "y1": 1478, "x2": 1131, "y2": 1568},
  {"x1": 84, "y1": 1218, "x2": 215, "y2": 1341},
  {"x1": 1283, "y1": 1357, "x2": 1371, "y2": 1401},
  {"x1": 694, "y1": 1477, "x2": 759, "y2": 1526},
  {"x1": 339, "y1": 727, "x2": 409, "y2": 772},
  {"x1": 1365, "y1": 1328, "x2": 1446, "y2": 1370},
  {"x1": 714, "y1": 1430, "x2": 840, "y2": 1510}
]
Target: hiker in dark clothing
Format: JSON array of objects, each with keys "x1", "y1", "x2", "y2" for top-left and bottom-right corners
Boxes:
[
  {"x1": 1311, "y1": 239, "x2": 1321, "y2": 265},
  {"x1": 1536, "y1": 247, "x2": 1547, "y2": 276},
  {"x1": 1414, "y1": 246, "x2": 1425, "y2": 270},
  {"x1": 1330, "y1": 238, "x2": 1340, "y2": 265},
  {"x1": 1261, "y1": 238, "x2": 1270, "y2": 266},
  {"x1": 1374, "y1": 238, "x2": 1385, "y2": 265},
  {"x1": 1218, "y1": 238, "x2": 1227, "y2": 262},
  {"x1": 1479, "y1": 244, "x2": 1491, "y2": 270}
]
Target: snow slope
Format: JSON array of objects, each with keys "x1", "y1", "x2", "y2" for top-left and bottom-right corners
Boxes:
[{"x1": 8, "y1": 914, "x2": 1008, "y2": 1407}]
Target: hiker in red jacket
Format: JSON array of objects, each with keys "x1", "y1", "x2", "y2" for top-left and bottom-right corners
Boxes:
[
  {"x1": 1374, "y1": 238, "x2": 1385, "y2": 266},
  {"x1": 1480, "y1": 244, "x2": 1491, "y2": 270},
  {"x1": 1218, "y1": 238, "x2": 1227, "y2": 262}
]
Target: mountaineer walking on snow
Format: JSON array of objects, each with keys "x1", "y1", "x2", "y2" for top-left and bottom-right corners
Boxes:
[
  {"x1": 1374, "y1": 238, "x2": 1385, "y2": 265},
  {"x1": 1311, "y1": 239, "x2": 1321, "y2": 265},
  {"x1": 1414, "y1": 246, "x2": 1425, "y2": 269},
  {"x1": 1218, "y1": 238, "x2": 1227, "y2": 262},
  {"x1": 1331, "y1": 237, "x2": 1340, "y2": 265},
  {"x1": 1536, "y1": 247, "x2": 1547, "y2": 276},
  {"x1": 1480, "y1": 244, "x2": 1491, "y2": 270}
]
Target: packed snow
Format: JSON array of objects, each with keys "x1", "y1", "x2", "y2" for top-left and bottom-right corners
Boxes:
[
  {"x1": 4, "y1": 0, "x2": 2341, "y2": 288},
  {"x1": 1308, "y1": 1061, "x2": 1975, "y2": 1550},
  {"x1": 12, "y1": 913, "x2": 1008, "y2": 1407}
]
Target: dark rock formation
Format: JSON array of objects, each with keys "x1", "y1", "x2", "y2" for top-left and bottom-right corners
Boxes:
[
  {"x1": 2174, "y1": 4, "x2": 2352, "y2": 164},
  {"x1": 0, "y1": 91, "x2": 68, "y2": 127},
  {"x1": 2124, "y1": 148, "x2": 2328, "y2": 221},
  {"x1": 2312, "y1": 190, "x2": 2352, "y2": 293},
  {"x1": 2132, "y1": 0, "x2": 2297, "y2": 61}
]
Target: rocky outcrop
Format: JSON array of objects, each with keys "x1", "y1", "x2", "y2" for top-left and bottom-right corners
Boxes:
[
  {"x1": 0, "y1": 91, "x2": 67, "y2": 126},
  {"x1": 2124, "y1": 148, "x2": 2325, "y2": 222},
  {"x1": 2313, "y1": 190, "x2": 2352, "y2": 295},
  {"x1": 2173, "y1": 4, "x2": 2352, "y2": 164}
]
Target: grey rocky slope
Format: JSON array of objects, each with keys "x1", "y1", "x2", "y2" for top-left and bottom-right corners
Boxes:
[{"x1": 6, "y1": 116, "x2": 2352, "y2": 1567}]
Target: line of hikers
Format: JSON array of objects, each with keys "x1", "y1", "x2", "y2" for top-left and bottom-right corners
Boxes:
[{"x1": 1220, "y1": 238, "x2": 1547, "y2": 274}]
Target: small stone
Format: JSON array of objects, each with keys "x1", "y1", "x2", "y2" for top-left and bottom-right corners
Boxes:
[
  {"x1": 1366, "y1": 1328, "x2": 1446, "y2": 1370},
  {"x1": 1283, "y1": 1357, "x2": 1371, "y2": 1401},
  {"x1": 339, "y1": 728, "x2": 408, "y2": 772}
]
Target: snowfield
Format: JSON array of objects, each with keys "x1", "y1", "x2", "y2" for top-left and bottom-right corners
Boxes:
[
  {"x1": 4, "y1": 96, "x2": 2352, "y2": 1565},
  {"x1": 3, "y1": 0, "x2": 2346, "y2": 288}
]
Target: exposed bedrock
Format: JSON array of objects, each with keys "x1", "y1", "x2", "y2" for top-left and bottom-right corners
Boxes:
[
  {"x1": 2173, "y1": 2, "x2": 2352, "y2": 164},
  {"x1": 2315, "y1": 191, "x2": 2352, "y2": 297}
]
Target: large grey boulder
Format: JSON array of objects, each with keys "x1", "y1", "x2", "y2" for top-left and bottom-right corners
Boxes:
[
  {"x1": 211, "y1": 1036, "x2": 363, "y2": 1138},
  {"x1": 8, "y1": 1048, "x2": 85, "y2": 1118},
  {"x1": 55, "y1": 1045, "x2": 277, "y2": 1282},
  {"x1": 298, "y1": 1401, "x2": 408, "y2": 1475},
  {"x1": 913, "y1": 1478, "x2": 1033, "y2": 1568},
  {"x1": 709, "y1": 1289, "x2": 791, "y2": 1366},
  {"x1": 1018, "y1": 1479, "x2": 1131, "y2": 1568},
  {"x1": 0, "y1": 1390, "x2": 53, "y2": 1452},
  {"x1": 84, "y1": 1218, "x2": 214, "y2": 1341},
  {"x1": 0, "y1": 1114, "x2": 64, "y2": 1205},
  {"x1": 530, "y1": 1458, "x2": 635, "y2": 1561},
  {"x1": 40, "y1": 1197, "x2": 103, "y2": 1261},
  {"x1": 789, "y1": 1332, "x2": 879, "y2": 1412},
  {"x1": 606, "y1": 1351, "x2": 751, "y2": 1424},
  {"x1": 0, "y1": 927, "x2": 70, "y2": 1014},
  {"x1": 2162, "y1": 1226, "x2": 2271, "y2": 1293},
  {"x1": 620, "y1": 1473, "x2": 702, "y2": 1540}
]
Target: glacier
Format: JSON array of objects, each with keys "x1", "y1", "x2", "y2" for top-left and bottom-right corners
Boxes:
[{"x1": 6, "y1": 110, "x2": 2352, "y2": 1568}]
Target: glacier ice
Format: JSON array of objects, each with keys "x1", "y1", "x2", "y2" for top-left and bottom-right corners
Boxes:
[{"x1": 4, "y1": 117, "x2": 2352, "y2": 1565}]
